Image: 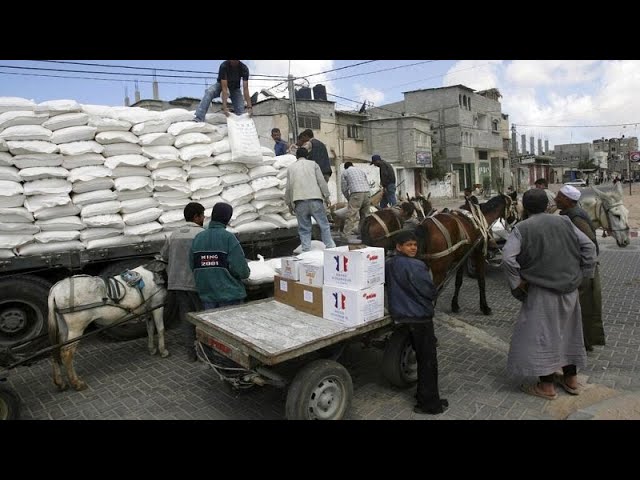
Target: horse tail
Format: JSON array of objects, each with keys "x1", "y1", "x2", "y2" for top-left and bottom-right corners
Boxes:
[{"x1": 47, "y1": 282, "x2": 62, "y2": 365}]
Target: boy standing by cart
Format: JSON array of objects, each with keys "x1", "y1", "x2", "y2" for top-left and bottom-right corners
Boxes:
[{"x1": 385, "y1": 230, "x2": 448, "y2": 415}]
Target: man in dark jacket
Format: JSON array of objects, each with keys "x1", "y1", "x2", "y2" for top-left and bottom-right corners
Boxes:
[
  {"x1": 385, "y1": 230, "x2": 448, "y2": 415},
  {"x1": 160, "y1": 202, "x2": 205, "y2": 361},
  {"x1": 194, "y1": 60, "x2": 252, "y2": 121},
  {"x1": 190, "y1": 202, "x2": 250, "y2": 310},
  {"x1": 371, "y1": 154, "x2": 397, "y2": 208},
  {"x1": 300, "y1": 129, "x2": 332, "y2": 182}
]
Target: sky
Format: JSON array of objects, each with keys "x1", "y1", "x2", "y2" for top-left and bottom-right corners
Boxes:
[{"x1": 2, "y1": 59, "x2": 640, "y2": 153}]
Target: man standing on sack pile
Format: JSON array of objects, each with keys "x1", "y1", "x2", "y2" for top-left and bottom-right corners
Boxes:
[
  {"x1": 340, "y1": 162, "x2": 371, "y2": 240},
  {"x1": 194, "y1": 60, "x2": 252, "y2": 121},
  {"x1": 285, "y1": 147, "x2": 336, "y2": 252},
  {"x1": 299, "y1": 129, "x2": 332, "y2": 183}
]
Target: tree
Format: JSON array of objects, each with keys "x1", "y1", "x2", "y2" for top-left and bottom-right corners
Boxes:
[{"x1": 425, "y1": 150, "x2": 446, "y2": 180}]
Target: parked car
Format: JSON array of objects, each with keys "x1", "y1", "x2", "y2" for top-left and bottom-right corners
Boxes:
[{"x1": 563, "y1": 179, "x2": 587, "y2": 187}]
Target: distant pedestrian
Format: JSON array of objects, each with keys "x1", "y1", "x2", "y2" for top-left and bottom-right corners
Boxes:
[
  {"x1": 502, "y1": 189, "x2": 596, "y2": 400},
  {"x1": 534, "y1": 178, "x2": 557, "y2": 213},
  {"x1": 386, "y1": 230, "x2": 448, "y2": 415},
  {"x1": 340, "y1": 162, "x2": 371, "y2": 239},
  {"x1": 371, "y1": 154, "x2": 397, "y2": 208},
  {"x1": 463, "y1": 186, "x2": 479, "y2": 208},
  {"x1": 555, "y1": 184, "x2": 605, "y2": 352}
]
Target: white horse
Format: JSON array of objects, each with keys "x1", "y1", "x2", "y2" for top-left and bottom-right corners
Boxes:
[
  {"x1": 47, "y1": 263, "x2": 168, "y2": 391},
  {"x1": 579, "y1": 183, "x2": 630, "y2": 248}
]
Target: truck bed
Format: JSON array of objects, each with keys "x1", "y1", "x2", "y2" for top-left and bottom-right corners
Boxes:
[{"x1": 187, "y1": 299, "x2": 391, "y2": 368}]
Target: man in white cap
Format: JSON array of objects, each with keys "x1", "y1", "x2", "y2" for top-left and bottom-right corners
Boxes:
[{"x1": 556, "y1": 185, "x2": 604, "y2": 353}]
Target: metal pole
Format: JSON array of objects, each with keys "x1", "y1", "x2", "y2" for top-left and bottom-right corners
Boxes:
[
  {"x1": 629, "y1": 153, "x2": 632, "y2": 195},
  {"x1": 288, "y1": 74, "x2": 299, "y2": 142}
]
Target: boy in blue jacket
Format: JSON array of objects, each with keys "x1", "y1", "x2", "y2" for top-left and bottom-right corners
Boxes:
[
  {"x1": 385, "y1": 230, "x2": 448, "y2": 415},
  {"x1": 190, "y1": 202, "x2": 250, "y2": 310}
]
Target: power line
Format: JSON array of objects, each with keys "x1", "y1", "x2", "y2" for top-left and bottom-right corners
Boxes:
[
  {"x1": 518, "y1": 122, "x2": 640, "y2": 128},
  {"x1": 34, "y1": 60, "x2": 288, "y2": 78},
  {"x1": 0, "y1": 69, "x2": 205, "y2": 86},
  {"x1": 323, "y1": 60, "x2": 436, "y2": 82},
  {"x1": 301, "y1": 60, "x2": 378, "y2": 79}
]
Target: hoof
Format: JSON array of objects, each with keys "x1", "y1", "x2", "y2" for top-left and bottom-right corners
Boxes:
[
  {"x1": 55, "y1": 383, "x2": 68, "y2": 392},
  {"x1": 149, "y1": 348, "x2": 158, "y2": 356},
  {"x1": 72, "y1": 381, "x2": 88, "y2": 391},
  {"x1": 481, "y1": 307, "x2": 492, "y2": 315},
  {"x1": 451, "y1": 305, "x2": 460, "y2": 314},
  {"x1": 160, "y1": 350, "x2": 170, "y2": 358}
]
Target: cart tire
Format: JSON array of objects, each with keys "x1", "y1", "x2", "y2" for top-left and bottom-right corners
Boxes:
[
  {"x1": 382, "y1": 327, "x2": 418, "y2": 388},
  {"x1": 285, "y1": 359, "x2": 353, "y2": 420},
  {"x1": 0, "y1": 384, "x2": 20, "y2": 420},
  {"x1": 0, "y1": 275, "x2": 52, "y2": 353},
  {"x1": 98, "y1": 258, "x2": 155, "y2": 341}
]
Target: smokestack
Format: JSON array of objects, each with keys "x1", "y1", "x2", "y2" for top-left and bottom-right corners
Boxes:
[
  {"x1": 124, "y1": 86, "x2": 130, "y2": 107},
  {"x1": 134, "y1": 80, "x2": 141, "y2": 103},
  {"x1": 521, "y1": 134, "x2": 527, "y2": 155},
  {"x1": 538, "y1": 138, "x2": 543, "y2": 155},
  {"x1": 530, "y1": 136, "x2": 535, "y2": 156},
  {"x1": 545, "y1": 139, "x2": 549, "y2": 154},
  {"x1": 152, "y1": 70, "x2": 159, "y2": 100},
  {"x1": 511, "y1": 125, "x2": 517, "y2": 156}
]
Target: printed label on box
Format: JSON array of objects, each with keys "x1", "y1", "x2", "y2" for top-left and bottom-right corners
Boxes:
[
  {"x1": 280, "y1": 280, "x2": 288, "y2": 292},
  {"x1": 303, "y1": 290, "x2": 314, "y2": 303}
]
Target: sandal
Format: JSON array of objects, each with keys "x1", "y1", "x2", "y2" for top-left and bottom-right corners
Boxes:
[
  {"x1": 552, "y1": 373, "x2": 581, "y2": 395},
  {"x1": 520, "y1": 383, "x2": 558, "y2": 400}
]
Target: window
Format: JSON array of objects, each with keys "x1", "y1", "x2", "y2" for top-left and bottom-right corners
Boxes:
[
  {"x1": 492, "y1": 119, "x2": 499, "y2": 132},
  {"x1": 298, "y1": 113, "x2": 321, "y2": 130},
  {"x1": 347, "y1": 124, "x2": 361, "y2": 139},
  {"x1": 479, "y1": 151, "x2": 488, "y2": 160}
]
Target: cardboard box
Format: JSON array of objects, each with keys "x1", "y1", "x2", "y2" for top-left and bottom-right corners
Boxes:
[
  {"x1": 322, "y1": 284, "x2": 385, "y2": 327},
  {"x1": 280, "y1": 257, "x2": 301, "y2": 281},
  {"x1": 299, "y1": 261, "x2": 324, "y2": 287},
  {"x1": 273, "y1": 275, "x2": 297, "y2": 308},
  {"x1": 323, "y1": 246, "x2": 385, "y2": 290},
  {"x1": 293, "y1": 282, "x2": 323, "y2": 317}
]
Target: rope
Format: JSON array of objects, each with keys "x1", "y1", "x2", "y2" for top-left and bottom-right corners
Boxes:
[{"x1": 195, "y1": 342, "x2": 255, "y2": 390}]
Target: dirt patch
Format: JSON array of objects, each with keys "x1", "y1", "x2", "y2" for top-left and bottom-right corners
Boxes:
[{"x1": 545, "y1": 381, "x2": 620, "y2": 420}]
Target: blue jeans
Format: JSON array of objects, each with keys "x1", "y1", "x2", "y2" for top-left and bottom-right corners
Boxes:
[
  {"x1": 380, "y1": 183, "x2": 397, "y2": 209},
  {"x1": 202, "y1": 299, "x2": 243, "y2": 310},
  {"x1": 295, "y1": 199, "x2": 336, "y2": 252},
  {"x1": 195, "y1": 82, "x2": 245, "y2": 120}
]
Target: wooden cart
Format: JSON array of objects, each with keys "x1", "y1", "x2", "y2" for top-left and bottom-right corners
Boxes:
[{"x1": 187, "y1": 299, "x2": 418, "y2": 420}]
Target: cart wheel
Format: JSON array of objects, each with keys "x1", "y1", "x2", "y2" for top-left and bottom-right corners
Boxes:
[
  {"x1": 382, "y1": 327, "x2": 418, "y2": 388},
  {"x1": 285, "y1": 359, "x2": 353, "y2": 420},
  {"x1": 0, "y1": 384, "x2": 20, "y2": 420}
]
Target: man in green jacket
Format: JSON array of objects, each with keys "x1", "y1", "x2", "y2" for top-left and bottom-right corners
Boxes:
[{"x1": 190, "y1": 202, "x2": 250, "y2": 310}]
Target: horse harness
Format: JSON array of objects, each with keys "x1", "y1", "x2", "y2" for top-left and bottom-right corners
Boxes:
[
  {"x1": 56, "y1": 271, "x2": 150, "y2": 315},
  {"x1": 597, "y1": 199, "x2": 629, "y2": 234}
]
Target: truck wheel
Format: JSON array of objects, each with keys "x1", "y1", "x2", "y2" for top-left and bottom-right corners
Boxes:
[
  {"x1": 0, "y1": 276, "x2": 52, "y2": 353},
  {"x1": 285, "y1": 359, "x2": 353, "y2": 420},
  {"x1": 0, "y1": 384, "x2": 20, "y2": 420},
  {"x1": 98, "y1": 258, "x2": 154, "y2": 341},
  {"x1": 382, "y1": 327, "x2": 417, "y2": 388}
]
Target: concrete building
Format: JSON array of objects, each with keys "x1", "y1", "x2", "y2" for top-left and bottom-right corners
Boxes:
[{"x1": 371, "y1": 85, "x2": 509, "y2": 194}]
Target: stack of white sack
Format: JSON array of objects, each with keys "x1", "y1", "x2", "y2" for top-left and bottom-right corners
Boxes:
[{"x1": 0, "y1": 97, "x2": 298, "y2": 256}]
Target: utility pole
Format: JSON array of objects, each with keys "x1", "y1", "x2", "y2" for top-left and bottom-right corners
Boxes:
[{"x1": 288, "y1": 75, "x2": 299, "y2": 142}]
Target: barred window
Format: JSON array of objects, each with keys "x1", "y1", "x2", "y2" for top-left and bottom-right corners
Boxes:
[
  {"x1": 298, "y1": 114, "x2": 321, "y2": 130},
  {"x1": 347, "y1": 124, "x2": 361, "y2": 139}
]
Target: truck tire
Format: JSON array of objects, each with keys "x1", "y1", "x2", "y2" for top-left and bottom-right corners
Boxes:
[
  {"x1": 0, "y1": 275, "x2": 52, "y2": 353},
  {"x1": 98, "y1": 258, "x2": 154, "y2": 342},
  {"x1": 285, "y1": 359, "x2": 353, "y2": 420},
  {"x1": 382, "y1": 327, "x2": 418, "y2": 388},
  {"x1": 0, "y1": 383, "x2": 20, "y2": 420}
]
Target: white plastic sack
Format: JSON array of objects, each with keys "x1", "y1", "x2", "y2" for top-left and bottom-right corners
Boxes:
[
  {"x1": 61, "y1": 153, "x2": 104, "y2": 169},
  {"x1": 145, "y1": 158, "x2": 183, "y2": 170},
  {"x1": 36, "y1": 216, "x2": 85, "y2": 231},
  {"x1": 131, "y1": 119, "x2": 171, "y2": 136},
  {"x1": 72, "y1": 178, "x2": 114, "y2": 194},
  {"x1": 72, "y1": 189, "x2": 118, "y2": 205},
  {"x1": 151, "y1": 167, "x2": 187, "y2": 182},
  {"x1": 124, "y1": 221, "x2": 162, "y2": 236},
  {"x1": 259, "y1": 214, "x2": 289, "y2": 228},
  {"x1": 113, "y1": 176, "x2": 152, "y2": 192},
  {"x1": 80, "y1": 228, "x2": 123, "y2": 241},
  {"x1": 120, "y1": 197, "x2": 159, "y2": 214},
  {"x1": 112, "y1": 167, "x2": 151, "y2": 178},
  {"x1": 34, "y1": 230, "x2": 80, "y2": 243},
  {"x1": 138, "y1": 133, "x2": 175, "y2": 147},
  {"x1": 87, "y1": 116, "x2": 132, "y2": 133},
  {"x1": 67, "y1": 166, "x2": 112, "y2": 183},
  {"x1": 250, "y1": 176, "x2": 281, "y2": 192},
  {"x1": 102, "y1": 143, "x2": 142, "y2": 157},
  {"x1": 0, "y1": 125, "x2": 52, "y2": 141},
  {"x1": 42, "y1": 112, "x2": 89, "y2": 131},
  {"x1": 245, "y1": 255, "x2": 277, "y2": 285},
  {"x1": 226, "y1": 114, "x2": 262, "y2": 165},
  {"x1": 17, "y1": 240, "x2": 84, "y2": 256},
  {"x1": 0, "y1": 233, "x2": 33, "y2": 249},
  {"x1": 0, "y1": 166, "x2": 21, "y2": 182},
  {"x1": 122, "y1": 207, "x2": 162, "y2": 226},
  {"x1": 51, "y1": 126, "x2": 96, "y2": 144},
  {"x1": 141, "y1": 145, "x2": 180, "y2": 161},
  {"x1": 35, "y1": 99, "x2": 81, "y2": 115},
  {"x1": 0, "y1": 111, "x2": 48, "y2": 130},
  {"x1": 0, "y1": 195, "x2": 25, "y2": 208},
  {"x1": 0, "y1": 96, "x2": 36, "y2": 114},
  {"x1": 187, "y1": 165, "x2": 221, "y2": 178},
  {"x1": 249, "y1": 165, "x2": 278, "y2": 179},
  {"x1": 0, "y1": 207, "x2": 33, "y2": 223},
  {"x1": 179, "y1": 143, "x2": 215, "y2": 162},
  {"x1": 221, "y1": 172, "x2": 251, "y2": 186},
  {"x1": 221, "y1": 183, "x2": 254, "y2": 207},
  {"x1": 104, "y1": 154, "x2": 148, "y2": 169},
  {"x1": 0, "y1": 180, "x2": 24, "y2": 196},
  {"x1": 33, "y1": 203, "x2": 80, "y2": 220},
  {"x1": 218, "y1": 162, "x2": 248, "y2": 174},
  {"x1": 81, "y1": 201, "x2": 121, "y2": 218},
  {"x1": 158, "y1": 209, "x2": 185, "y2": 225},
  {"x1": 23, "y1": 179, "x2": 72, "y2": 196},
  {"x1": 0, "y1": 151, "x2": 11, "y2": 165},
  {"x1": 0, "y1": 223, "x2": 39, "y2": 234},
  {"x1": 95, "y1": 131, "x2": 139, "y2": 145},
  {"x1": 83, "y1": 214, "x2": 124, "y2": 228},
  {"x1": 231, "y1": 220, "x2": 277, "y2": 234},
  {"x1": 58, "y1": 141, "x2": 103, "y2": 156},
  {"x1": 174, "y1": 132, "x2": 211, "y2": 149},
  {"x1": 160, "y1": 108, "x2": 194, "y2": 124},
  {"x1": 85, "y1": 235, "x2": 142, "y2": 250}
]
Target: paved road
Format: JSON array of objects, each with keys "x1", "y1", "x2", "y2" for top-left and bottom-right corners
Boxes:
[{"x1": 5, "y1": 235, "x2": 640, "y2": 420}]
